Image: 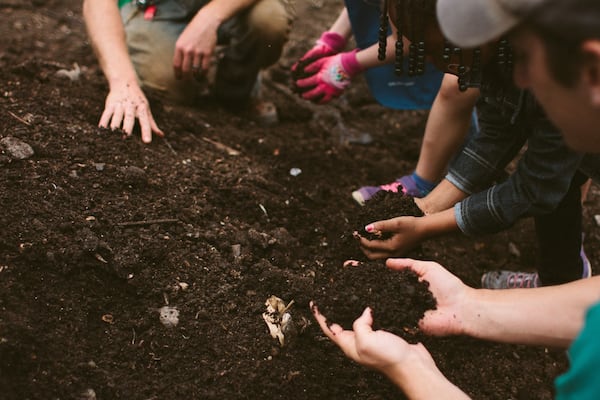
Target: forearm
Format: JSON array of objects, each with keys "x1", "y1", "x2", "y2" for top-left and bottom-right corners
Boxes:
[
  {"x1": 82, "y1": 0, "x2": 138, "y2": 87},
  {"x1": 415, "y1": 207, "x2": 459, "y2": 240},
  {"x1": 329, "y1": 8, "x2": 353, "y2": 40},
  {"x1": 416, "y1": 74, "x2": 479, "y2": 182},
  {"x1": 195, "y1": 0, "x2": 256, "y2": 26},
  {"x1": 416, "y1": 179, "x2": 468, "y2": 214},
  {"x1": 461, "y1": 276, "x2": 600, "y2": 347},
  {"x1": 385, "y1": 356, "x2": 470, "y2": 399}
]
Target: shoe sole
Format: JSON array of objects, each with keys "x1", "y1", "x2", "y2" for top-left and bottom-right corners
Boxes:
[{"x1": 351, "y1": 190, "x2": 366, "y2": 206}]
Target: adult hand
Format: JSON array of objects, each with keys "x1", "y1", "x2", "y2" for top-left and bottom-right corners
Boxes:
[
  {"x1": 291, "y1": 31, "x2": 346, "y2": 80},
  {"x1": 294, "y1": 51, "x2": 362, "y2": 104},
  {"x1": 172, "y1": 13, "x2": 219, "y2": 80},
  {"x1": 385, "y1": 258, "x2": 470, "y2": 336},
  {"x1": 311, "y1": 304, "x2": 439, "y2": 380},
  {"x1": 99, "y1": 82, "x2": 163, "y2": 143},
  {"x1": 356, "y1": 216, "x2": 424, "y2": 259}
]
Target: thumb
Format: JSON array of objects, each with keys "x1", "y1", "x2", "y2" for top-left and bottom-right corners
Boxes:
[
  {"x1": 386, "y1": 258, "x2": 419, "y2": 273},
  {"x1": 353, "y1": 307, "x2": 374, "y2": 336},
  {"x1": 364, "y1": 218, "x2": 396, "y2": 234}
]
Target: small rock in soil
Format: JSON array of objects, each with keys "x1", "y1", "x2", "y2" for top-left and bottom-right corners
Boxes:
[{"x1": 0, "y1": 136, "x2": 34, "y2": 160}]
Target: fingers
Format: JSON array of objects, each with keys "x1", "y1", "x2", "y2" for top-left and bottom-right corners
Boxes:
[
  {"x1": 174, "y1": 47, "x2": 210, "y2": 80},
  {"x1": 358, "y1": 234, "x2": 396, "y2": 252},
  {"x1": 110, "y1": 103, "x2": 125, "y2": 131},
  {"x1": 296, "y1": 74, "x2": 319, "y2": 91},
  {"x1": 173, "y1": 50, "x2": 183, "y2": 80},
  {"x1": 98, "y1": 105, "x2": 114, "y2": 129},
  {"x1": 310, "y1": 302, "x2": 336, "y2": 340},
  {"x1": 385, "y1": 258, "x2": 418, "y2": 272},
  {"x1": 98, "y1": 97, "x2": 163, "y2": 144},
  {"x1": 352, "y1": 307, "x2": 374, "y2": 336},
  {"x1": 122, "y1": 107, "x2": 136, "y2": 136}
]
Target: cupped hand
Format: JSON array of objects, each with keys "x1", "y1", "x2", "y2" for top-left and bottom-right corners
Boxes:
[
  {"x1": 310, "y1": 304, "x2": 438, "y2": 375},
  {"x1": 294, "y1": 55, "x2": 349, "y2": 104},
  {"x1": 99, "y1": 82, "x2": 163, "y2": 143},
  {"x1": 385, "y1": 258, "x2": 470, "y2": 336},
  {"x1": 291, "y1": 31, "x2": 345, "y2": 81},
  {"x1": 356, "y1": 216, "x2": 423, "y2": 259}
]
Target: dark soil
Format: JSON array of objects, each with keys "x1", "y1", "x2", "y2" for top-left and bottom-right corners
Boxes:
[
  {"x1": 1, "y1": 1, "x2": 599, "y2": 399},
  {"x1": 354, "y1": 189, "x2": 424, "y2": 240},
  {"x1": 314, "y1": 261, "x2": 437, "y2": 341}
]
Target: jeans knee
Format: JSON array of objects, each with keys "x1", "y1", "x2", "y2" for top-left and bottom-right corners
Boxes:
[{"x1": 246, "y1": 0, "x2": 291, "y2": 63}]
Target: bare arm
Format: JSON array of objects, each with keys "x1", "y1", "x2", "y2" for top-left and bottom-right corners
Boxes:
[
  {"x1": 463, "y1": 276, "x2": 600, "y2": 346},
  {"x1": 328, "y1": 7, "x2": 353, "y2": 40},
  {"x1": 415, "y1": 74, "x2": 480, "y2": 183},
  {"x1": 83, "y1": 0, "x2": 163, "y2": 143},
  {"x1": 174, "y1": 0, "x2": 258, "y2": 75},
  {"x1": 388, "y1": 259, "x2": 600, "y2": 347},
  {"x1": 83, "y1": 0, "x2": 137, "y2": 88}
]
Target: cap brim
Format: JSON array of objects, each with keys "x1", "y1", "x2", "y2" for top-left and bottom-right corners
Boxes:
[{"x1": 437, "y1": 0, "x2": 520, "y2": 48}]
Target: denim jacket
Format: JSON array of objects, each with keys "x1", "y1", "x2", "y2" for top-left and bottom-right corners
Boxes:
[{"x1": 447, "y1": 66, "x2": 585, "y2": 236}]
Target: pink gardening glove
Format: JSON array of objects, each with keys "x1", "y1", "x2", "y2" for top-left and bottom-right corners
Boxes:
[
  {"x1": 291, "y1": 31, "x2": 346, "y2": 81},
  {"x1": 294, "y1": 50, "x2": 364, "y2": 104}
]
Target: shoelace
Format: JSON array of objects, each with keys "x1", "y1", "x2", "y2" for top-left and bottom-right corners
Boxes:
[
  {"x1": 379, "y1": 181, "x2": 403, "y2": 193},
  {"x1": 507, "y1": 272, "x2": 539, "y2": 288}
]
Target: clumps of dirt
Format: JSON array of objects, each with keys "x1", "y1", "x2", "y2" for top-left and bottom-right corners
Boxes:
[
  {"x1": 354, "y1": 189, "x2": 423, "y2": 240},
  {"x1": 314, "y1": 260, "x2": 437, "y2": 342}
]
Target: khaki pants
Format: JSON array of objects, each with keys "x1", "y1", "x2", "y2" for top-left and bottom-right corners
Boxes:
[{"x1": 120, "y1": 0, "x2": 293, "y2": 104}]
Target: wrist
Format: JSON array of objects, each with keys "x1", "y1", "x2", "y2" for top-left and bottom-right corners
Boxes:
[
  {"x1": 340, "y1": 49, "x2": 365, "y2": 76},
  {"x1": 382, "y1": 352, "x2": 457, "y2": 398},
  {"x1": 319, "y1": 31, "x2": 347, "y2": 53}
]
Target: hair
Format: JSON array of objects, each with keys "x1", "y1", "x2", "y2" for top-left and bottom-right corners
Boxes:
[
  {"x1": 379, "y1": 0, "x2": 487, "y2": 91},
  {"x1": 528, "y1": 0, "x2": 600, "y2": 87},
  {"x1": 378, "y1": 0, "x2": 436, "y2": 76}
]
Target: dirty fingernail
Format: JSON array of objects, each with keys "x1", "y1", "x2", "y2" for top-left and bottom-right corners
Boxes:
[{"x1": 365, "y1": 224, "x2": 374, "y2": 232}]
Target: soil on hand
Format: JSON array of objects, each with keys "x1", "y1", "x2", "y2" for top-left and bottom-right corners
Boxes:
[
  {"x1": 314, "y1": 261, "x2": 436, "y2": 341},
  {"x1": 355, "y1": 189, "x2": 423, "y2": 240},
  {"x1": 1, "y1": 1, "x2": 599, "y2": 399}
]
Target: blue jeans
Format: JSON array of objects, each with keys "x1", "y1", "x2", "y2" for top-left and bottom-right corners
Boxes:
[{"x1": 448, "y1": 89, "x2": 586, "y2": 285}]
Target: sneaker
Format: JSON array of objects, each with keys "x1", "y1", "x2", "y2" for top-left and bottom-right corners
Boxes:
[
  {"x1": 252, "y1": 99, "x2": 279, "y2": 127},
  {"x1": 352, "y1": 174, "x2": 423, "y2": 206},
  {"x1": 481, "y1": 270, "x2": 541, "y2": 289},
  {"x1": 482, "y1": 244, "x2": 592, "y2": 289},
  {"x1": 581, "y1": 241, "x2": 592, "y2": 278},
  {"x1": 249, "y1": 73, "x2": 278, "y2": 127}
]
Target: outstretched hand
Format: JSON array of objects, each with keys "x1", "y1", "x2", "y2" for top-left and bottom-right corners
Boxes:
[{"x1": 99, "y1": 82, "x2": 163, "y2": 143}]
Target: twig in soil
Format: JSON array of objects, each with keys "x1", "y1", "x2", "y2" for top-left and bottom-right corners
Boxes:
[
  {"x1": 201, "y1": 136, "x2": 240, "y2": 156},
  {"x1": 7, "y1": 111, "x2": 31, "y2": 126},
  {"x1": 161, "y1": 137, "x2": 177, "y2": 155},
  {"x1": 116, "y1": 218, "x2": 179, "y2": 227}
]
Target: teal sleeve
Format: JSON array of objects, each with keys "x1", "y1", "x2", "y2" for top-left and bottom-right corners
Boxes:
[{"x1": 555, "y1": 301, "x2": 600, "y2": 400}]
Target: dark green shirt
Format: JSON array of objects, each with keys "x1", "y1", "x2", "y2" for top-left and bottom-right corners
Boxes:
[{"x1": 555, "y1": 301, "x2": 600, "y2": 399}]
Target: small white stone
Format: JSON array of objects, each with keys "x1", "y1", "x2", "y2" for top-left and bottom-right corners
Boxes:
[
  {"x1": 159, "y1": 306, "x2": 179, "y2": 328},
  {"x1": 594, "y1": 214, "x2": 600, "y2": 227},
  {"x1": 289, "y1": 168, "x2": 302, "y2": 177}
]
